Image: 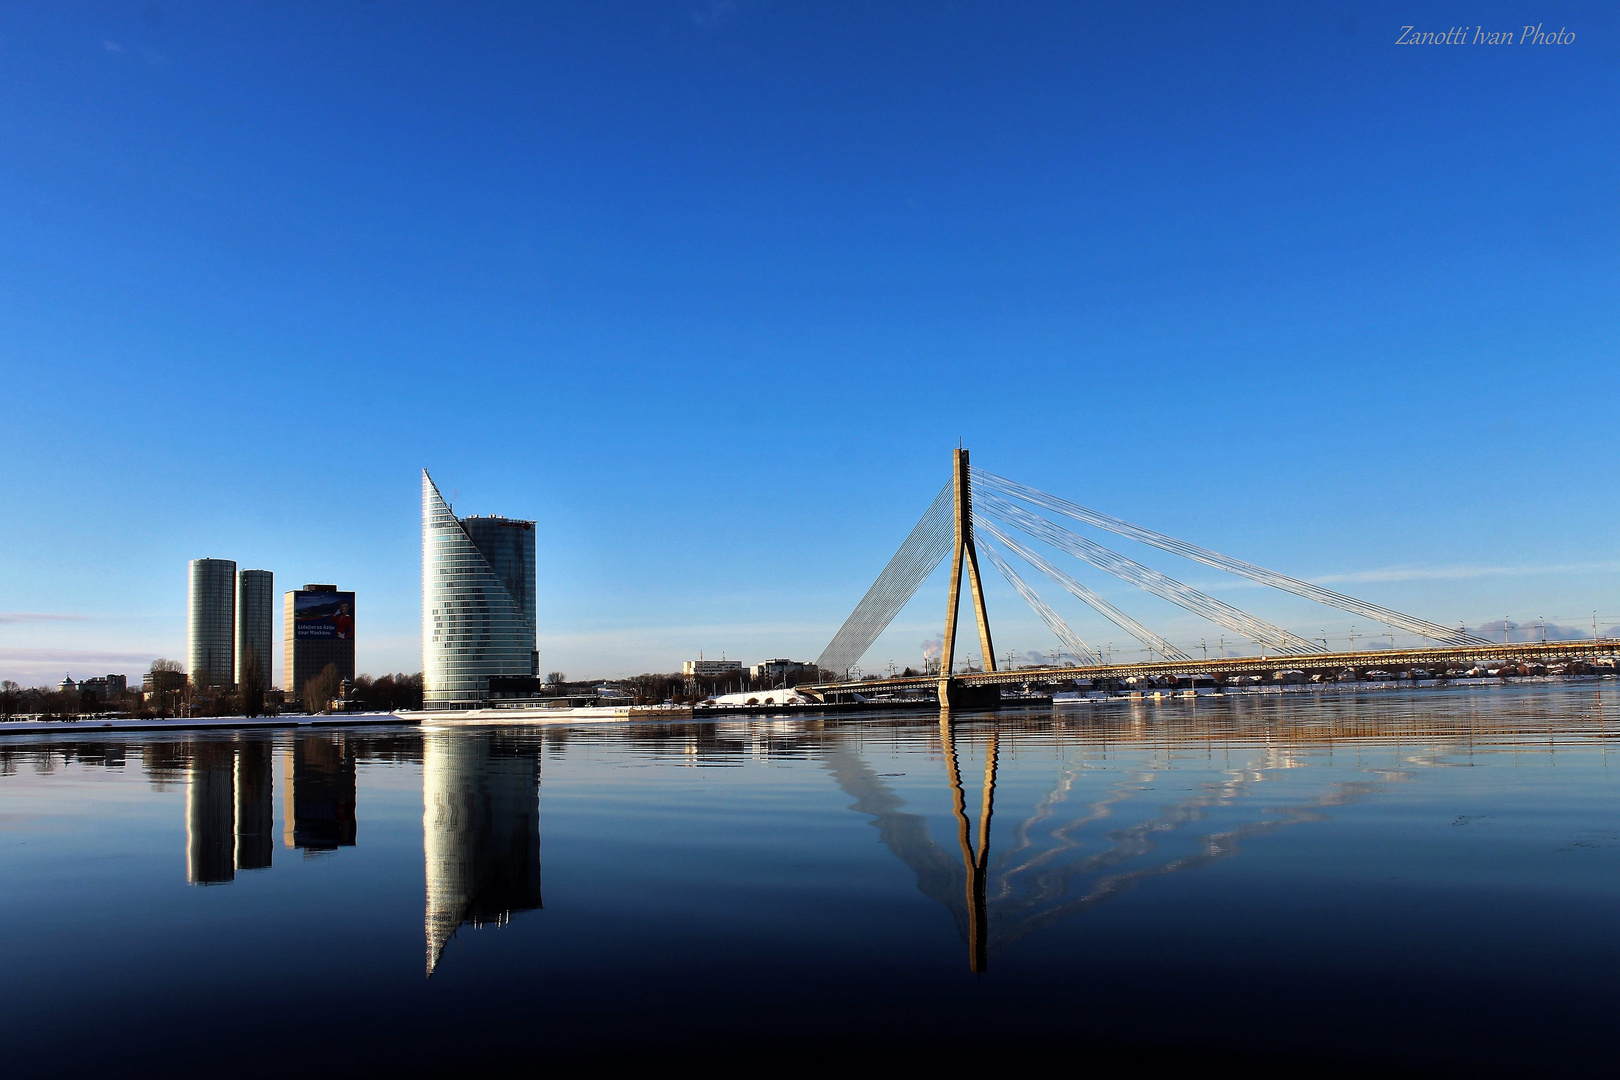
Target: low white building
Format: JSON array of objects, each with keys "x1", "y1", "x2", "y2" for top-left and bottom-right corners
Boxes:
[
  {"x1": 682, "y1": 659, "x2": 743, "y2": 677},
  {"x1": 707, "y1": 689, "x2": 814, "y2": 707}
]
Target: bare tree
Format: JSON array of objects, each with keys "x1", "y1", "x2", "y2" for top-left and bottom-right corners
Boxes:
[
  {"x1": 240, "y1": 651, "x2": 267, "y2": 718},
  {"x1": 302, "y1": 663, "x2": 343, "y2": 715}
]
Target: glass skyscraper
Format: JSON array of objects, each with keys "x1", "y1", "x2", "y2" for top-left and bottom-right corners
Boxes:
[
  {"x1": 188, "y1": 558, "x2": 237, "y2": 689},
  {"x1": 422, "y1": 471, "x2": 538, "y2": 710},
  {"x1": 235, "y1": 569, "x2": 274, "y2": 691}
]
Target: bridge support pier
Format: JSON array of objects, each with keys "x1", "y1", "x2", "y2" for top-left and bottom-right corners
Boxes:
[{"x1": 937, "y1": 678, "x2": 1001, "y2": 711}]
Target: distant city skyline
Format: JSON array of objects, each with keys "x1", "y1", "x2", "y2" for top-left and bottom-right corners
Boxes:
[{"x1": 3, "y1": 4, "x2": 1617, "y2": 685}]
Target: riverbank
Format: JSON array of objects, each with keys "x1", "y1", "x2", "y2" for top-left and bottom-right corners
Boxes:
[{"x1": 0, "y1": 711, "x2": 409, "y2": 736}]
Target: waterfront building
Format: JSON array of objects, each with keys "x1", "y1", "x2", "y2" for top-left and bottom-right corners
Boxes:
[
  {"x1": 683, "y1": 658, "x2": 743, "y2": 677},
  {"x1": 75, "y1": 675, "x2": 126, "y2": 702},
  {"x1": 283, "y1": 584, "x2": 356, "y2": 702},
  {"x1": 188, "y1": 558, "x2": 238, "y2": 689},
  {"x1": 422, "y1": 471, "x2": 538, "y2": 710},
  {"x1": 143, "y1": 668, "x2": 187, "y2": 696},
  {"x1": 58, "y1": 674, "x2": 77, "y2": 695},
  {"x1": 750, "y1": 658, "x2": 819, "y2": 681},
  {"x1": 423, "y1": 732, "x2": 542, "y2": 975},
  {"x1": 236, "y1": 569, "x2": 275, "y2": 691}
]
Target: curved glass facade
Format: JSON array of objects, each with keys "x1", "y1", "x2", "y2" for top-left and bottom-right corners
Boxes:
[
  {"x1": 188, "y1": 558, "x2": 237, "y2": 689},
  {"x1": 235, "y1": 569, "x2": 274, "y2": 691},
  {"x1": 422, "y1": 471, "x2": 537, "y2": 710}
]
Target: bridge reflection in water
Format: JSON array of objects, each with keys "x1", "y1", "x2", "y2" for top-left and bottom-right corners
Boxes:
[{"x1": 826, "y1": 703, "x2": 1434, "y2": 972}]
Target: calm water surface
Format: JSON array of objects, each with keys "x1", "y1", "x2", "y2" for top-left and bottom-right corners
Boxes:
[{"x1": 4, "y1": 684, "x2": 1619, "y2": 1074}]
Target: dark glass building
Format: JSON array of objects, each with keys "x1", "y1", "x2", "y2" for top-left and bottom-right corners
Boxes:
[
  {"x1": 235, "y1": 569, "x2": 274, "y2": 692},
  {"x1": 188, "y1": 558, "x2": 237, "y2": 689}
]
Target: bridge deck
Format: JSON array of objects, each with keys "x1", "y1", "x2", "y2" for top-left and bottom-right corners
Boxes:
[{"x1": 810, "y1": 639, "x2": 1620, "y2": 695}]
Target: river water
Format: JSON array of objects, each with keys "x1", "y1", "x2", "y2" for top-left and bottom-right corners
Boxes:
[{"x1": 3, "y1": 682, "x2": 1618, "y2": 1075}]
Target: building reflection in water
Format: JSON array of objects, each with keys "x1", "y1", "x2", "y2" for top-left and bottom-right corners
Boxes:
[
  {"x1": 283, "y1": 735, "x2": 357, "y2": 853},
  {"x1": 423, "y1": 733, "x2": 543, "y2": 975},
  {"x1": 235, "y1": 740, "x2": 274, "y2": 871},
  {"x1": 186, "y1": 740, "x2": 238, "y2": 884},
  {"x1": 185, "y1": 733, "x2": 366, "y2": 883},
  {"x1": 186, "y1": 737, "x2": 276, "y2": 884}
]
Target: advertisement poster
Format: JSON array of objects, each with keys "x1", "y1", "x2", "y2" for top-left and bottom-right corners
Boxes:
[{"x1": 293, "y1": 592, "x2": 355, "y2": 640}]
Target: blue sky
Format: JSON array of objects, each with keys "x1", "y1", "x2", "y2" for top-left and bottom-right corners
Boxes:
[{"x1": 2, "y1": 2, "x2": 1616, "y2": 686}]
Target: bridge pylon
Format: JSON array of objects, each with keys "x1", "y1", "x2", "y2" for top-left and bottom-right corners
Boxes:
[{"x1": 939, "y1": 448, "x2": 997, "y2": 707}]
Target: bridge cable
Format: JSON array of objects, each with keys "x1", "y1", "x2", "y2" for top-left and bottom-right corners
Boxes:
[
  {"x1": 975, "y1": 518, "x2": 1192, "y2": 662},
  {"x1": 978, "y1": 494, "x2": 1323, "y2": 656},
  {"x1": 975, "y1": 531, "x2": 1104, "y2": 666},
  {"x1": 815, "y1": 481, "x2": 956, "y2": 677},
  {"x1": 973, "y1": 468, "x2": 1489, "y2": 647}
]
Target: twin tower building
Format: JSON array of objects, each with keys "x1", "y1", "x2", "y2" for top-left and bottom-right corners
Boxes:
[{"x1": 187, "y1": 559, "x2": 356, "y2": 697}]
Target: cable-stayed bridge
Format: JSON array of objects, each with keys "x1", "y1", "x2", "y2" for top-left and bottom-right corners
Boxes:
[{"x1": 807, "y1": 449, "x2": 1613, "y2": 705}]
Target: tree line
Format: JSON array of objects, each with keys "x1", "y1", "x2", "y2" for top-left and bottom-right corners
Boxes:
[{"x1": 0, "y1": 662, "x2": 424, "y2": 721}]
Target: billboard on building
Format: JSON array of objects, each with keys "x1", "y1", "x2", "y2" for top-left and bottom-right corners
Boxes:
[{"x1": 293, "y1": 591, "x2": 356, "y2": 640}]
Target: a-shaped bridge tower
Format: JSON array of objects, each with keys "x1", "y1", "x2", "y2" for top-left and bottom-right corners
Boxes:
[{"x1": 815, "y1": 447, "x2": 1493, "y2": 702}]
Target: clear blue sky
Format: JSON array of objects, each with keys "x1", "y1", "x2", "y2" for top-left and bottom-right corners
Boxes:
[{"x1": 2, "y1": 2, "x2": 1616, "y2": 686}]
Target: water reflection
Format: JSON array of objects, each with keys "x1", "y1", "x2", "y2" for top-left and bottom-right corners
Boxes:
[
  {"x1": 183, "y1": 738, "x2": 277, "y2": 883},
  {"x1": 164, "y1": 728, "x2": 551, "y2": 976},
  {"x1": 186, "y1": 740, "x2": 237, "y2": 884},
  {"x1": 825, "y1": 704, "x2": 1424, "y2": 971},
  {"x1": 5, "y1": 684, "x2": 1615, "y2": 986},
  {"x1": 943, "y1": 718, "x2": 996, "y2": 972},
  {"x1": 423, "y1": 733, "x2": 543, "y2": 975},
  {"x1": 285, "y1": 735, "x2": 357, "y2": 853},
  {"x1": 235, "y1": 741, "x2": 274, "y2": 871}
]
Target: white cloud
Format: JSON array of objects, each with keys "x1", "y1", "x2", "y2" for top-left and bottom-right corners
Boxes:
[
  {"x1": 0, "y1": 647, "x2": 161, "y2": 688},
  {"x1": 0, "y1": 613, "x2": 90, "y2": 625},
  {"x1": 1472, "y1": 619, "x2": 1605, "y2": 644},
  {"x1": 1310, "y1": 561, "x2": 1620, "y2": 585}
]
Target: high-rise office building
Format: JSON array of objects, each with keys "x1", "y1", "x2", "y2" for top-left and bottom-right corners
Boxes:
[
  {"x1": 283, "y1": 585, "x2": 356, "y2": 701},
  {"x1": 422, "y1": 471, "x2": 538, "y2": 710},
  {"x1": 236, "y1": 569, "x2": 274, "y2": 691},
  {"x1": 188, "y1": 558, "x2": 237, "y2": 689}
]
